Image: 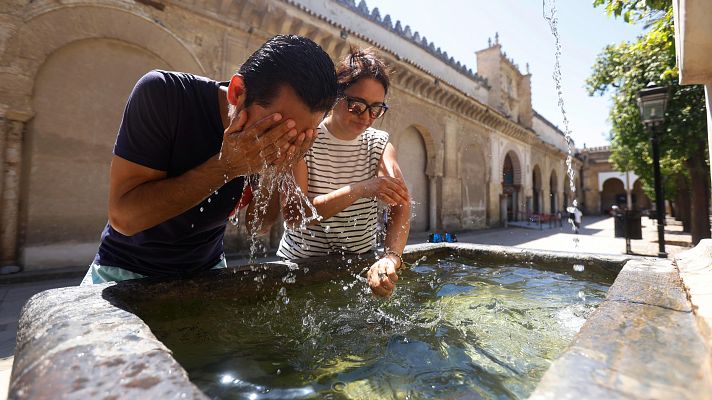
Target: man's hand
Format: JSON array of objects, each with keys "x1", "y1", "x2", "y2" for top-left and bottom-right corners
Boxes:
[
  {"x1": 272, "y1": 128, "x2": 317, "y2": 173},
  {"x1": 361, "y1": 176, "x2": 410, "y2": 206},
  {"x1": 220, "y1": 111, "x2": 299, "y2": 179},
  {"x1": 367, "y1": 255, "x2": 400, "y2": 297}
]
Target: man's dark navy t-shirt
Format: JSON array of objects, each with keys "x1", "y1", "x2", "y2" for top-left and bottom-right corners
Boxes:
[{"x1": 95, "y1": 70, "x2": 244, "y2": 277}]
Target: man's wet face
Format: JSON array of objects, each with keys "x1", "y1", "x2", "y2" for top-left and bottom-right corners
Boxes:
[{"x1": 239, "y1": 85, "x2": 324, "y2": 137}]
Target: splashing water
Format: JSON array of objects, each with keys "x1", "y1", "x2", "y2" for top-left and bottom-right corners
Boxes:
[
  {"x1": 543, "y1": 0, "x2": 578, "y2": 232},
  {"x1": 141, "y1": 255, "x2": 612, "y2": 399},
  {"x1": 234, "y1": 162, "x2": 322, "y2": 264}
]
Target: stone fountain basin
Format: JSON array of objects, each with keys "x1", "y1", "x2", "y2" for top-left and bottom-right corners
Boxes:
[{"x1": 8, "y1": 242, "x2": 712, "y2": 399}]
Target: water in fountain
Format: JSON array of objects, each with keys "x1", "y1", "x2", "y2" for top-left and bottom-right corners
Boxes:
[{"x1": 140, "y1": 254, "x2": 613, "y2": 399}]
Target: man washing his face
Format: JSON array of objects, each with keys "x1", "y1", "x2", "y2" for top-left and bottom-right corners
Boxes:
[{"x1": 81, "y1": 35, "x2": 337, "y2": 284}]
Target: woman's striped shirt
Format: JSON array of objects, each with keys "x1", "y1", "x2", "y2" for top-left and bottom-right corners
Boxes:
[{"x1": 277, "y1": 122, "x2": 389, "y2": 259}]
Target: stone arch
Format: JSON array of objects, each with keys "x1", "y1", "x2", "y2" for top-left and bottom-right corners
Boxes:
[
  {"x1": 501, "y1": 149, "x2": 522, "y2": 222},
  {"x1": 459, "y1": 141, "x2": 488, "y2": 229},
  {"x1": 532, "y1": 164, "x2": 543, "y2": 214},
  {"x1": 601, "y1": 177, "x2": 625, "y2": 214},
  {"x1": 500, "y1": 146, "x2": 523, "y2": 186},
  {"x1": 390, "y1": 124, "x2": 437, "y2": 177},
  {"x1": 21, "y1": 37, "x2": 173, "y2": 249},
  {"x1": 6, "y1": 5, "x2": 206, "y2": 266},
  {"x1": 502, "y1": 150, "x2": 522, "y2": 185},
  {"x1": 549, "y1": 169, "x2": 559, "y2": 213},
  {"x1": 395, "y1": 125, "x2": 432, "y2": 231},
  {"x1": 3, "y1": 4, "x2": 205, "y2": 116}
]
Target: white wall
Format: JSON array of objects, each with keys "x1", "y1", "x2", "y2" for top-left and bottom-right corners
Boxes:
[
  {"x1": 532, "y1": 114, "x2": 569, "y2": 152},
  {"x1": 293, "y1": 0, "x2": 490, "y2": 102}
]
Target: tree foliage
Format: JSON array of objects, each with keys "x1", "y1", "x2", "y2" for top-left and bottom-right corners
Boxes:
[{"x1": 586, "y1": 3, "x2": 708, "y2": 202}]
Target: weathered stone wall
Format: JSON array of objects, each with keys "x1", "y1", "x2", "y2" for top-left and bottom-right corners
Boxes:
[{"x1": 532, "y1": 113, "x2": 568, "y2": 153}]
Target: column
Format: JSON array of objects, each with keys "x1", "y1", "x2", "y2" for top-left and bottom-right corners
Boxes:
[
  {"x1": 1, "y1": 118, "x2": 24, "y2": 267},
  {"x1": 428, "y1": 176, "x2": 438, "y2": 231}
]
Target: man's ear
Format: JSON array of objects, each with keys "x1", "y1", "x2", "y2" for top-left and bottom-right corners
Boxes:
[{"x1": 227, "y1": 74, "x2": 247, "y2": 106}]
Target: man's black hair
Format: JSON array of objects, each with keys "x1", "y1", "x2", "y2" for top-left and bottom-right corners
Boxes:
[{"x1": 239, "y1": 35, "x2": 337, "y2": 113}]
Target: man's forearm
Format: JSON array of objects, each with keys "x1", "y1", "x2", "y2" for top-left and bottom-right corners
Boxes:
[{"x1": 109, "y1": 154, "x2": 239, "y2": 236}]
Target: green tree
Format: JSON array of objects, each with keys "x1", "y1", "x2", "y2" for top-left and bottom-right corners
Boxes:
[{"x1": 587, "y1": 1, "x2": 710, "y2": 245}]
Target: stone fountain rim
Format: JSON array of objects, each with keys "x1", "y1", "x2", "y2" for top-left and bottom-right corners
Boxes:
[{"x1": 9, "y1": 242, "x2": 707, "y2": 399}]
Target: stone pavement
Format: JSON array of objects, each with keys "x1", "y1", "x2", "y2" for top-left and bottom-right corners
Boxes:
[
  {"x1": 407, "y1": 215, "x2": 694, "y2": 259},
  {"x1": 0, "y1": 215, "x2": 695, "y2": 399}
]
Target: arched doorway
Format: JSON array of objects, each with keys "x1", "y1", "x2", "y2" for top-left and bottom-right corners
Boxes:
[
  {"x1": 549, "y1": 170, "x2": 559, "y2": 213},
  {"x1": 461, "y1": 144, "x2": 486, "y2": 229},
  {"x1": 532, "y1": 165, "x2": 542, "y2": 214},
  {"x1": 24, "y1": 38, "x2": 171, "y2": 245},
  {"x1": 396, "y1": 126, "x2": 429, "y2": 231},
  {"x1": 501, "y1": 151, "x2": 521, "y2": 222},
  {"x1": 600, "y1": 178, "x2": 625, "y2": 214}
]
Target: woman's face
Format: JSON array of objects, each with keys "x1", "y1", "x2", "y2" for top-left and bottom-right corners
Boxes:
[{"x1": 331, "y1": 78, "x2": 387, "y2": 137}]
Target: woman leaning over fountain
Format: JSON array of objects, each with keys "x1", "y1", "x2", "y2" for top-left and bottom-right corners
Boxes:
[{"x1": 277, "y1": 47, "x2": 411, "y2": 297}]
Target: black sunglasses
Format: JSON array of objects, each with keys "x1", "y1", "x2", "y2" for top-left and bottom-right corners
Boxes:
[{"x1": 344, "y1": 96, "x2": 389, "y2": 119}]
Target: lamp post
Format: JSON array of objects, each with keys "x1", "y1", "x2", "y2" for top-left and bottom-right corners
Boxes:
[{"x1": 637, "y1": 83, "x2": 669, "y2": 258}]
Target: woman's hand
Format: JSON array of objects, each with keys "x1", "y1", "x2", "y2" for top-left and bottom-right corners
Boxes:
[
  {"x1": 361, "y1": 176, "x2": 410, "y2": 206},
  {"x1": 367, "y1": 255, "x2": 401, "y2": 297}
]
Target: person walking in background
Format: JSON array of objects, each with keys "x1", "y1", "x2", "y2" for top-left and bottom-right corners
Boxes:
[{"x1": 278, "y1": 47, "x2": 411, "y2": 298}]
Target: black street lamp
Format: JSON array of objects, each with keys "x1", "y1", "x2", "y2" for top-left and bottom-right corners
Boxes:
[{"x1": 637, "y1": 83, "x2": 669, "y2": 258}]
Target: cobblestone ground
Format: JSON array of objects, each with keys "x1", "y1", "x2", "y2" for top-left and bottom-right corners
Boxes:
[{"x1": 0, "y1": 215, "x2": 697, "y2": 399}]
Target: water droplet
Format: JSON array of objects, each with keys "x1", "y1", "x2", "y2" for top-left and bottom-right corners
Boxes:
[
  {"x1": 191, "y1": 224, "x2": 195, "y2": 228},
  {"x1": 200, "y1": 207, "x2": 204, "y2": 212},
  {"x1": 207, "y1": 198, "x2": 211, "y2": 203}
]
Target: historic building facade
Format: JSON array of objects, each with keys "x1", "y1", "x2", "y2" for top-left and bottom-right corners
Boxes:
[
  {"x1": 578, "y1": 146, "x2": 651, "y2": 215},
  {"x1": 0, "y1": 0, "x2": 580, "y2": 270}
]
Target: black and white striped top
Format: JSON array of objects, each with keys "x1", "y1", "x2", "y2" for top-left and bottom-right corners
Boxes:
[{"x1": 277, "y1": 122, "x2": 389, "y2": 259}]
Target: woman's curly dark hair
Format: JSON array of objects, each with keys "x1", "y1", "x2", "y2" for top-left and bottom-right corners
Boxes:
[{"x1": 335, "y1": 46, "x2": 392, "y2": 96}]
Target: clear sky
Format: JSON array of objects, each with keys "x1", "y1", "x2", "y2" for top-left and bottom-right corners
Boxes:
[{"x1": 365, "y1": 0, "x2": 643, "y2": 148}]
